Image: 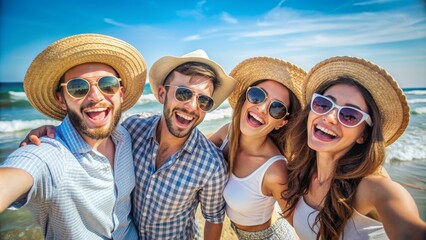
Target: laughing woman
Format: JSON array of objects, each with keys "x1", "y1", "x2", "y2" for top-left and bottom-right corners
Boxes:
[
  {"x1": 209, "y1": 57, "x2": 306, "y2": 239},
  {"x1": 282, "y1": 56, "x2": 426, "y2": 239}
]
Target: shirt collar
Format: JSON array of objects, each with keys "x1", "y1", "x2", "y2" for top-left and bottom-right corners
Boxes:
[{"x1": 56, "y1": 115, "x2": 123, "y2": 154}]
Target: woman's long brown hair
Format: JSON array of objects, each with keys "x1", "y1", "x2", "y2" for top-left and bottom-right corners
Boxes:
[
  {"x1": 227, "y1": 80, "x2": 301, "y2": 173},
  {"x1": 282, "y1": 77, "x2": 386, "y2": 240}
]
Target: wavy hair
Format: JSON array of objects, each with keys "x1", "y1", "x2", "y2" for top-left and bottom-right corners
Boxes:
[
  {"x1": 282, "y1": 77, "x2": 386, "y2": 240},
  {"x1": 228, "y1": 80, "x2": 302, "y2": 173}
]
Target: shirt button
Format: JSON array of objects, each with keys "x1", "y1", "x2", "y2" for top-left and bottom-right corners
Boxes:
[{"x1": 146, "y1": 195, "x2": 151, "y2": 199}]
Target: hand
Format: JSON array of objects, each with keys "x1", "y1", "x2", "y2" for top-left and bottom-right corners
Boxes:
[{"x1": 19, "y1": 125, "x2": 56, "y2": 147}]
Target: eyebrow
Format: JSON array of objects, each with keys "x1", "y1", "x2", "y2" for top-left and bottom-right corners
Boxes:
[{"x1": 324, "y1": 94, "x2": 363, "y2": 111}]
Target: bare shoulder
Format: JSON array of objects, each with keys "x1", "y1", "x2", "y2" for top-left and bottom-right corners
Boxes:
[
  {"x1": 264, "y1": 158, "x2": 289, "y2": 186},
  {"x1": 207, "y1": 123, "x2": 230, "y2": 147}
]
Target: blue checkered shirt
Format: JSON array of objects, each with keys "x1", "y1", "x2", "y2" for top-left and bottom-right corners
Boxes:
[
  {"x1": 1, "y1": 116, "x2": 138, "y2": 240},
  {"x1": 122, "y1": 114, "x2": 228, "y2": 240}
]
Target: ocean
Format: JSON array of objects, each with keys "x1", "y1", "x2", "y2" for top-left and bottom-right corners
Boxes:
[{"x1": 0, "y1": 82, "x2": 425, "y2": 238}]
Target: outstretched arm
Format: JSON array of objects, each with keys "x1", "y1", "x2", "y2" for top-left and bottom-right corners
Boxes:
[
  {"x1": 0, "y1": 168, "x2": 33, "y2": 212},
  {"x1": 19, "y1": 125, "x2": 56, "y2": 147},
  {"x1": 361, "y1": 176, "x2": 426, "y2": 239}
]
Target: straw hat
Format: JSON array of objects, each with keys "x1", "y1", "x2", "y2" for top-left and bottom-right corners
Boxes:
[
  {"x1": 24, "y1": 33, "x2": 147, "y2": 120},
  {"x1": 303, "y1": 56, "x2": 410, "y2": 146},
  {"x1": 228, "y1": 57, "x2": 307, "y2": 109},
  {"x1": 149, "y1": 49, "x2": 235, "y2": 111}
]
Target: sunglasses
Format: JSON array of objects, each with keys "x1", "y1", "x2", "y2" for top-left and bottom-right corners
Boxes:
[
  {"x1": 310, "y1": 93, "x2": 373, "y2": 128},
  {"x1": 246, "y1": 86, "x2": 289, "y2": 119},
  {"x1": 60, "y1": 76, "x2": 121, "y2": 99},
  {"x1": 165, "y1": 85, "x2": 215, "y2": 112}
]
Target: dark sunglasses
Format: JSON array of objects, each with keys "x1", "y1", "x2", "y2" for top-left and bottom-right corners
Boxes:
[
  {"x1": 165, "y1": 85, "x2": 215, "y2": 112},
  {"x1": 246, "y1": 86, "x2": 289, "y2": 119},
  {"x1": 60, "y1": 76, "x2": 121, "y2": 99},
  {"x1": 310, "y1": 93, "x2": 373, "y2": 128}
]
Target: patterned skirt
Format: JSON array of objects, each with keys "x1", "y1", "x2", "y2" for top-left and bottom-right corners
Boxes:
[{"x1": 230, "y1": 218, "x2": 297, "y2": 240}]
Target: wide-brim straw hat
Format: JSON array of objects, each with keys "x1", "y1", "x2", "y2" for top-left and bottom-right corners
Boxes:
[
  {"x1": 228, "y1": 57, "x2": 307, "y2": 109},
  {"x1": 24, "y1": 33, "x2": 147, "y2": 120},
  {"x1": 149, "y1": 49, "x2": 236, "y2": 111},
  {"x1": 303, "y1": 56, "x2": 409, "y2": 146}
]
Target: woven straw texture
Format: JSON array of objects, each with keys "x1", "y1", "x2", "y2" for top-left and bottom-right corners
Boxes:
[
  {"x1": 303, "y1": 56, "x2": 410, "y2": 146},
  {"x1": 149, "y1": 49, "x2": 236, "y2": 111},
  {"x1": 24, "y1": 33, "x2": 146, "y2": 120},
  {"x1": 228, "y1": 57, "x2": 307, "y2": 109}
]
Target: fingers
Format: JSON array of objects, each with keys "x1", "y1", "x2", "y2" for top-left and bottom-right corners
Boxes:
[
  {"x1": 29, "y1": 135, "x2": 42, "y2": 146},
  {"x1": 19, "y1": 125, "x2": 56, "y2": 147}
]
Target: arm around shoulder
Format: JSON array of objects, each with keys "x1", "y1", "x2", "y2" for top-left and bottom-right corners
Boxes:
[
  {"x1": 360, "y1": 175, "x2": 426, "y2": 239},
  {"x1": 0, "y1": 168, "x2": 33, "y2": 212},
  {"x1": 208, "y1": 123, "x2": 230, "y2": 148}
]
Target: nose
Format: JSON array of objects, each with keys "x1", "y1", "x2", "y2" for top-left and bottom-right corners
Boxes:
[
  {"x1": 184, "y1": 94, "x2": 198, "y2": 110},
  {"x1": 322, "y1": 107, "x2": 338, "y2": 125},
  {"x1": 257, "y1": 100, "x2": 269, "y2": 115},
  {"x1": 86, "y1": 83, "x2": 104, "y2": 102}
]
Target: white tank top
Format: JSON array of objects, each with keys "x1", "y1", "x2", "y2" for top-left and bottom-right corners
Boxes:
[
  {"x1": 223, "y1": 152, "x2": 286, "y2": 226},
  {"x1": 294, "y1": 196, "x2": 388, "y2": 239}
]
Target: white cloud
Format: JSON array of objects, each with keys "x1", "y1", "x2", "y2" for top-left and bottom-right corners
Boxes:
[
  {"x1": 353, "y1": 0, "x2": 399, "y2": 6},
  {"x1": 183, "y1": 34, "x2": 201, "y2": 41},
  {"x1": 104, "y1": 18, "x2": 130, "y2": 28},
  {"x1": 220, "y1": 12, "x2": 238, "y2": 24}
]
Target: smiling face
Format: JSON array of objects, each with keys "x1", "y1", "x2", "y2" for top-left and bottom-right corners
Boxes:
[
  {"x1": 307, "y1": 83, "x2": 368, "y2": 158},
  {"x1": 158, "y1": 71, "x2": 214, "y2": 138},
  {"x1": 57, "y1": 63, "x2": 123, "y2": 140},
  {"x1": 239, "y1": 80, "x2": 289, "y2": 138}
]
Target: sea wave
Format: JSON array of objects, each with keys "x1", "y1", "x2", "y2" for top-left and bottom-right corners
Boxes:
[
  {"x1": 412, "y1": 107, "x2": 426, "y2": 115},
  {"x1": 387, "y1": 128, "x2": 426, "y2": 161},
  {"x1": 204, "y1": 107, "x2": 233, "y2": 121},
  {"x1": 9, "y1": 91, "x2": 28, "y2": 101},
  {"x1": 136, "y1": 94, "x2": 157, "y2": 105},
  {"x1": 405, "y1": 90, "x2": 426, "y2": 95},
  {"x1": 407, "y1": 98, "x2": 426, "y2": 104},
  {"x1": 0, "y1": 119, "x2": 59, "y2": 133}
]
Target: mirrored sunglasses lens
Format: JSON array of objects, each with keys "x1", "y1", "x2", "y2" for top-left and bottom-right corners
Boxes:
[
  {"x1": 175, "y1": 87, "x2": 193, "y2": 101},
  {"x1": 247, "y1": 87, "x2": 266, "y2": 104},
  {"x1": 67, "y1": 79, "x2": 89, "y2": 98},
  {"x1": 339, "y1": 108, "x2": 364, "y2": 126},
  {"x1": 312, "y1": 96, "x2": 333, "y2": 114},
  {"x1": 98, "y1": 76, "x2": 120, "y2": 94},
  {"x1": 198, "y1": 95, "x2": 214, "y2": 111},
  {"x1": 269, "y1": 101, "x2": 287, "y2": 119}
]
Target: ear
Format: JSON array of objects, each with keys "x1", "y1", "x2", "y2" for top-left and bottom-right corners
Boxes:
[
  {"x1": 274, "y1": 119, "x2": 288, "y2": 130},
  {"x1": 56, "y1": 92, "x2": 67, "y2": 110},
  {"x1": 158, "y1": 85, "x2": 167, "y2": 104},
  {"x1": 119, "y1": 86, "x2": 124, "y2": 103},
  {"x1": 356, "y1": 133, "x2": 366, "y2": 144}
]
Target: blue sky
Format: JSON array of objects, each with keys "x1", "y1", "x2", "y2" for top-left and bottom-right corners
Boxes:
[{"x1": 1, "y1": 0, "x2": 425, "y2": 88}]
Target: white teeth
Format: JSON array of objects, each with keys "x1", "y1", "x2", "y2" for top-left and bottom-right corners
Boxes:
[
  {"x1": 85, "y1": 108, "x2": 107, "y2": 112},
  {"x1": 317, "y1": 125, "x2": 337, "y2": 137},
  {"x1": 249, "y1": 112, "x2": 264, "y2": 124},
  {"x1": 176, "y1": 112, "x2": 194, "y2": 121}
]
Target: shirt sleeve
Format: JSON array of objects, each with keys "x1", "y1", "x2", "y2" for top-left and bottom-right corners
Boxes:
[{"x1": 198, "y1": 156, "x2": 228, "y2": 224}]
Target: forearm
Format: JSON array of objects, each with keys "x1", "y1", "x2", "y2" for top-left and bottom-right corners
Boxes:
[
  {"x1": 0, "y1": 168, "x2": 33, "y2": 212},
  {"x1": 204, "y1": 221, "x2": 223, "y2": 240}
]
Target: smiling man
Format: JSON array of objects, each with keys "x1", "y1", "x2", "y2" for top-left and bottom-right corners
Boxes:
[
  {"x1": 0, "y1": 34, "x2": 146, "y2": 239},
  {"x1": 122, "y1": 50, "x2": 236, "y2": 239}
]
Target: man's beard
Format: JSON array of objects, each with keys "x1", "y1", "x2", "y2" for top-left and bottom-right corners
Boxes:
[
  {"x1": 163, "y1": 95, "x2": 199, "y2": 138},
  {"x1": 67, "y1": 102, "x2": 121, "y2": 140}
]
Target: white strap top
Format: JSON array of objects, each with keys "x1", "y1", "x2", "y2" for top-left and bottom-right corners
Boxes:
[
  {"x1": 223, "y1": 154, "x2": 286, "y2": 226},
  {"x1": 294, "y1": 197, "x2": 388, "y2": 239}
]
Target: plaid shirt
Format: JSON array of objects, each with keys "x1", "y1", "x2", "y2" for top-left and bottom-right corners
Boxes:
[
  {"x1": 122, "y1": 114, "x2": 228, "y2": 240},
  {"x1": 1, "y1": 116, "x2": 138, "y2": 239}
]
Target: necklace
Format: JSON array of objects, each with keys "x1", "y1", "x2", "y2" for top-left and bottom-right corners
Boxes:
[{"x1": 315, "y1": 174, "x2": 332, "y2": 186}]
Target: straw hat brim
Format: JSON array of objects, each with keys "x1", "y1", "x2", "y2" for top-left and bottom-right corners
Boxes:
[
  {"x1": 149, "y1": 53, "x2": 236, "y2": 111},
  {"x1": 303, "y1": 56, "x2": 410, "y2": 146},
  {"x1": 24, "y1": 34, "x2": 147, "y2": 120},
  {"x1": 228, "y1": 57, "x2": 307, "y2": 109}
]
